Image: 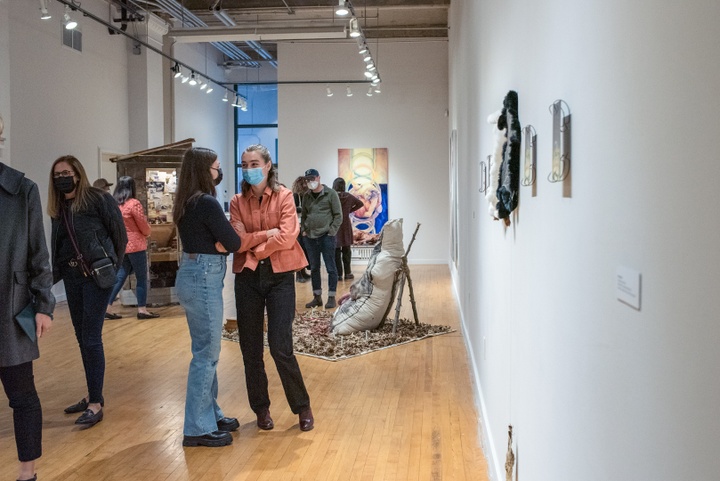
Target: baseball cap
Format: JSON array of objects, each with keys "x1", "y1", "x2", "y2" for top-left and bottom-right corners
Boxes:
[
  {"x1": 93, "y1": 178, "x2": 113, "y2": 189},
  {"x1": 304, "y1": 168, "x2": 319, "y2": 178}
]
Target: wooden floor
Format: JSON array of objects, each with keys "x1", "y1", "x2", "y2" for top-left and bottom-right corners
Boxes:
[{"x1": 0, "y1": 265, "x2": 489, "y2": 481}]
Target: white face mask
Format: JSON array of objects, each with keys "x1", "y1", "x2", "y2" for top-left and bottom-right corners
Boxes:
[{"x1": 308, "y1": 181, "x2": 319, "y2": 190}]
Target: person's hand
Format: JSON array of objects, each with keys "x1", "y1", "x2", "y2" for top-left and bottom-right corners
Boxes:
[
  {"x1": 35, "y1": 313, "x2": 52, "y2": 339},
  {"x1": 215, "y1": 241, "x2": 228, "y2": 253},
  {"x1": 266, "y1": 228, "x2": 280, "y2": 238}
]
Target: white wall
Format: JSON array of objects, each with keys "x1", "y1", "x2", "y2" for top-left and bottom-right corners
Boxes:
[
  {"x1": 278, "y1": 40, "x2": 449, "y2": 263},
  {"x1": 450, "y1": 1, "x2": 720, "y2": 480},
  {"x1": 172, "y1": 42, "x2": 234, "y2": 208}
]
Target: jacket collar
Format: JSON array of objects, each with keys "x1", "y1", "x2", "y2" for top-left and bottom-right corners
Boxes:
[{"x1": 0, "y1": 162, "x2": 25, "y2": 196}]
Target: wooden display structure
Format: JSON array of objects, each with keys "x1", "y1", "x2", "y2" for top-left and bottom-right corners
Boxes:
[
  {"x1": 378, "y1": 223, "x2": 421, "y2": 334},
  {"x1": 110, "y1": 139, "x2": 194, "y2": 306}
]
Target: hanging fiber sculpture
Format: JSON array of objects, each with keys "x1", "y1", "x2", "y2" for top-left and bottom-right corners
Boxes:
[
  {"x1": 486, "y1": 91, "x2": 521, "y2": 226},
  {"x1": 505, "y1": 425, "x2": 515, "y2": 481}
]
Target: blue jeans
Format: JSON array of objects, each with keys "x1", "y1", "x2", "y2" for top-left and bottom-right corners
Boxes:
[
  {"x1": 108, "y1": 250, "x2": 149, "y2": 307},
  {"x1": 176, "y1": 253, "x2": 228, "y2": 436},
  {"x1": 303, "y1": 234, "x2": 338, "y2": 296},
  {"x1": 235, "y1": 261, "x2": 310, "y2": 414},
  {"x1": 63, "y1": 275, "x2": 110, "y2": 405}
]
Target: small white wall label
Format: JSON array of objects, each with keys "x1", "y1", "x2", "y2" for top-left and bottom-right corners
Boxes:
[{"x1": 616, "y1": 266, "x2": 641, "y2": 310}]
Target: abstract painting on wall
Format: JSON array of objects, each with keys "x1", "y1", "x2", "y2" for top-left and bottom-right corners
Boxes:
[{"x1": 338, "y1": 147, "x2": 389, "y2": 236}]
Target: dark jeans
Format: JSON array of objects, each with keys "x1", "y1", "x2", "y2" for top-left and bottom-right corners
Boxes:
[
  {"x1": 0, "y1": 362, "x2": 42, "y2": 462},
  {"x1": 64, "y1": 276, "x2": 110, "y2": 404},
  {"x1": 108, "y1": 250, "x2": 149, "y2": 307},
  {"x1": 303, "y1": 234, "x2": 338, "y2": 296},
  {"x1": 234, "y1": 262, "x2": 310, "y2": 414},
  {"x1": 335, "y1": 246, "x2": 352, "y2": 279}
]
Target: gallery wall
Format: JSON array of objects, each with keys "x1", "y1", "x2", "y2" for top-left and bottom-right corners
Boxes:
[
  {"x1": 449, "y1": 0, "x2": 720, "y2": 480},
  {"x1": 277, "y1": 40, "x2": 449, "y2": 263}
]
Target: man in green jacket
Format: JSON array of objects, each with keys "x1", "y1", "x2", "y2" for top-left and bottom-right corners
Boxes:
[{"x1": 301, "y1": 168, "x2": 342, "y2": 309}]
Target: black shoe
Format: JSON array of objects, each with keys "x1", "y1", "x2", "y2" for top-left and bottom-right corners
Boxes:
[
  {"x1": 182, "y1": 431, "x2": 233, "y2": 447},
  {"x1": 104, "y1": 312, "x2": 122, "y2": 320},
  {"x1": 300, "y1": 268, "x2": 311, "y2": 279},
  {"x1": 75, "y1": 408, "x2": 103, "y2": 427},
  {"x1": 137, "y1": 312, "x2": 160, "y2": 319},
  {"x1": 64, "y1": 398, "x2": 88, "y2": 414},
  {"x1": 296, "y1": 273, "x2": 309, "y2": 283},
  {"x1": 217, "y1": 417, "x2": 239, "y2": 432},
  {"x1": 325, "y1": 296, "x2": 336, "y2": 309},
  {"x1": 17, "y1": 475, "x2": 36, "y2": 481},
  {"x1": 344, "y1": 273, "x2": 354, "y2": 280},
  {"x1": 305, "y1": 295, "x2": 323, "y2": 308}
]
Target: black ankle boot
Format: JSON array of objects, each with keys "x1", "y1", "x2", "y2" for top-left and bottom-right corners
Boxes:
[{"x1": 305, "y1": 295, "x2": 323, "y2": 308}]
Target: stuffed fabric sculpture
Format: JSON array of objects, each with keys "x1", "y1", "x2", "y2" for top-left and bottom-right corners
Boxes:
[
  {"x1": 331, "y1": 218, "x2": 404, "y2": 335},
  {"x1": 486, "y1": 90, "x2": 521, "y2": 224}
]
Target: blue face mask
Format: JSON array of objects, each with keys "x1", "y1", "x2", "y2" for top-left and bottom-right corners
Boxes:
[{"x1": 242, "y1": 167, "x2": 265, "y2": 185}]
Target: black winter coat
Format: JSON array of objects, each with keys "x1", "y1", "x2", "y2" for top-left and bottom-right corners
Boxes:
[
  {"x1": 0, "y1": 162, "x2": 55, "y2": 367},
  {"x1": 51, "y1": 189, "x2": 127, "y2": 284}
]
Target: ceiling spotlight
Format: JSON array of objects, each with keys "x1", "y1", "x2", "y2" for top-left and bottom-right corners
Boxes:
[
  {"x1": 374, "y1": 86, "x2": 381, "y2": 94},
  {"x1": 346, "y1": 85, "x2": 353, "y2": 97},
  {"x1": 39, "y1": 0, "x2": 51, "y2": 20},
  {"x1": 349, "y1": 18, "x2": 361, "y2": 38},
  {"x1": 232, "y1": 95, "x2": 240, "y2": 107},
  {"x1": 371, "y1": 77, "x2": 380, "y2": 85},
  {"x1": 326, "y1": 85, "x2": 333, "y2": 97},
  {"x1": 240, "y1": 99, "x2": 248, "y2": 111},
  {"x1": 363, "y1": 54, "x2": 372, "y2": 63},
  {"x1": 368, "y1": 65, "x2": 376, "y2": 72},
  {"x1": 188, "y1": 73, "x2": 198, "y2": 86},
  {"x1": 181, "y1": 75, "x2": 189, "y2": 84},
  {"x1": 222, "y1": 91, "x2": 229, "y2": 102},
  {"x1": 172, "y1": 63, "x2": 182, "y2": 79},
  {"x1": 364, "y1": 71, "x2": 373, "y2": 78},
  {"x1": 335, "y1": 0, "x2": 349, "y2": 16},
  {"x1": 206, "y1": 86, "x2": 213, "y2": 94},
  {"x1": 200, "y1": 79, "x2": 208, "y2": 90},
  {"x1": 63, "y1": 5, "x2": 77, "y2": 30},
  {"x1": 366, "y1": 87, "x2": 373, "y2": 97},
  {"x1": 366, "y1": 62, "x2": 375, "y2": 70},
  {"x1": 359, "y1": 44, "x2": 368, "y2": 55}
]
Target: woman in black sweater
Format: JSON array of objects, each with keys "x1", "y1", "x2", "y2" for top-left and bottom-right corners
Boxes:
[{"x1": 173, "y1": 147, "x2": 241, "y2": 447}]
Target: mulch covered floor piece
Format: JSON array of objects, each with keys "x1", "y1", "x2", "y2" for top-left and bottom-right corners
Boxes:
[{"x1": 222, "y1": 309, "x2": 454, "y2": 361}]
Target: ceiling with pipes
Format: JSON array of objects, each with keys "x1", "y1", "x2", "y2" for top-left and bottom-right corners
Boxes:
[{"x1": 133, "y1": 0, "x2": 449, "y2": 65}]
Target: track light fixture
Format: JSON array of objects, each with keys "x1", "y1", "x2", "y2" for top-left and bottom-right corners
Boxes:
[
  {"x1": 206, "y1": 86, "x2": 213, "y2": 94},
  {"x1": 366, "y1": 87, "x2": 373, "y2": 97},
  {"x1": 346, "y1": 85, "x2": 353, "y2": 97},
  {"x1": 326, "y1": 85, "x2": 333, "y2": 97},
  {"x1": 188, "y1": 73, "x2": 198, "y2": 86},
  {"x1": 335, "y1": 0, "x2": 349, "y2": 16},
  {"x1": 349, "y1": 18, "x2": 361, "y2": 38},
  {"x1": 172, "y1": 63, "x2": 182, "y2": 78},
  {"x1": 181, "y1": 75, "x2": 189, "y2": 84},
  {"x1": 364, "y1": 71, "x2": 373, "y2": 79},
  {"x1": 63, "y1": 5, "x2": 77, "y2": 30},
  {"x1": 223, "y1": 91, "x2": 229, "y2": 102},
  {"x1": 371, "y1": 77, "x2": 380, "y2": 85},
  {"x1": 359, "y1": 44, "x2": 368, "y2": 55},
  {"x1": 39, "y1": 0, "x2": 51, "y2": 20}
]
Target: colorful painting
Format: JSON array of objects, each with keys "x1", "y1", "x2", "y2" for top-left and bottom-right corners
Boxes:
[{"x1": 338, "y1": 148, "x2": 388, "y2": 235}]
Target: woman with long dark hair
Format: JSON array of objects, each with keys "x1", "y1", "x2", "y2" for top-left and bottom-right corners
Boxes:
[
  {"x1": 48, "y1": 155, "x2": 127, "y2": 428},
  {"x1": 173, "y1": 147, "x2": 241, "y2": 447},
  {"x1": 105, "y1": 176, "x2": 158, "y2": 320},
  {"x1": 332, "y1": 177, "x2": 363, "y2": 280},
  {"x1": 229, "y1": 144, "x2": 314, "y2": 432},
  {"x1": 291, "y1": 176, "x2": 311, "y2": 282}
]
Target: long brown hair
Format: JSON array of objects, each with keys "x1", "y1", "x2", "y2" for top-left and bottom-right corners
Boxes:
[
  {"x1": 240, "y1": 144, "x2": 281, "y2": 196},
  {"x1": 47, "y1": 155, "x2": 103, "y2": 218},
  {"x1": 173, "y1": 147, "x2": 217, "y2": 225},
  {"x1": 291, "y1": 176, "x2": 309, "y2": 195}
]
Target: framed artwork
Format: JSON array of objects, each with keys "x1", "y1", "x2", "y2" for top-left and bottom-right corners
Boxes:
[{"x1": 338, "y1": 147, "x2": 389, "y2": 235}]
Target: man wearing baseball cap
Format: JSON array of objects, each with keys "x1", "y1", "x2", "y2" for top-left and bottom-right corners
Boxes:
[
  {"x1": 300, "y1": 168, "x2": 342, "y2": 309},
  {"x1": 92, "y1": 178, "x2": 113, "y2": 192}
]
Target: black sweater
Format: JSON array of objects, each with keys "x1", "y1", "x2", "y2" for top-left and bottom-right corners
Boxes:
[{"x1": 177, "y1": 194, "x2": 240, "y2": 255}]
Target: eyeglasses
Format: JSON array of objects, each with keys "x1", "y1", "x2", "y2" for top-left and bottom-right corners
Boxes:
[{"x1": 53, "y1": 170, "x2": 75, "y2": 178}]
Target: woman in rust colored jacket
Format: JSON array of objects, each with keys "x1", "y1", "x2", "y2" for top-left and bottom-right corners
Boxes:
[
  {"x1": 106, "y1": 176, "x2": 158, "y2": 319},
  {"x1": 229, "y1": 144, "x2": 314, "y2": 432}
]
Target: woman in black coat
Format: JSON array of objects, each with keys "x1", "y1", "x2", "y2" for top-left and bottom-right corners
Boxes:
[
  {"x1": 0, "y1": 162, "x2": 54, "y2": 481},
  {"x1": 332, "y1": 178, "x2": 363, "y2": 280},
  {"x1": 48, "y1": 155, "x2": 127, "y2": 428}
]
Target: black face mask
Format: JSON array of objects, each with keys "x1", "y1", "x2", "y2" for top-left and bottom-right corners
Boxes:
[
  {"x1": 214, "y1": 167, "x2": 223, "y2": 186},
  {"x1": 54, "y1": 176, "x2": 76, "y2": 194}
]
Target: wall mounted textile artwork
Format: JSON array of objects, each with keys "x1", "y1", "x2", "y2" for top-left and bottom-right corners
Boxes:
[
  {"x1": 486, "y1": 91, "x2": 521, "y2": 225},
  {"x1": 338, "y1": 148, "x2": 389, "y2": 235}
]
